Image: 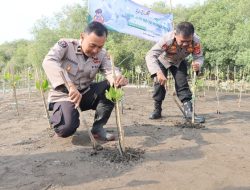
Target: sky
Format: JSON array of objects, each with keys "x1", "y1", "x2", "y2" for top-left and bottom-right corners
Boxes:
[{"x1": 0, "y1": 0, "x2": 204, "y2": 44}]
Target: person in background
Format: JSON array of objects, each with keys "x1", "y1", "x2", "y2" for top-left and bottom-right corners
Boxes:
[{"x1": 145, "y1": 21, "x2": 205, "y2": 123}]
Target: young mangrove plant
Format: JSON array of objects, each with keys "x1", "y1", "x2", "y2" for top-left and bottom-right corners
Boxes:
[
  {"x1": 105, "y1": 56, "x2": 125, "y2": 156},
  {"x1": 4, "y1": 71, "x2": 21, "y2": 116},
  {"x1": 35, "y1": 68, "x2": 52, "y2": 129}
]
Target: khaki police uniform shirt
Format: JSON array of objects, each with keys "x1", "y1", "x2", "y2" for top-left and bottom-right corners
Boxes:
[
  {"x1": 42, "y1": 38, "x2": 121, "y2": 103},
  {"x1": 146, "y1": 31, "x2": 204, "y2": 75}
]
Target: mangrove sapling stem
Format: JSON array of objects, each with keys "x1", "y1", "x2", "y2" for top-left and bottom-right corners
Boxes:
[
  {"x1": 215, "y1": 65, "x2": 220, "y2": 114},
  {"x1": 5, "y1": 70, "x2": 20, "y2": 116},
  {"x1": 35, "y1": 68, "x2": 52, "y2": 129},
  {"x1": 234, "y1": 66, "x2": 236, "y2": 94},
  {"x1": 110, "y1": 56, "x2": 125, "y2": 156},
  {"x1": 238, "y1": 70, "x2": 244, "y2": 108},
  {"x1": 12, "y1": 81, "x2": 19, "y2": 116},
  {"x1": 226, "y1": 65, "x2": 230, "y2": 93},
  {"x1": 27, "y1": 68, "x2": 31, "y2": 100}
]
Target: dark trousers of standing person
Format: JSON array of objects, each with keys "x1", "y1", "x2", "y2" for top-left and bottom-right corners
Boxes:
[
  {"x1": 150, "y1": 60, "x2": 205, "y2": 123},
  {"x1": 153, "y1": 60, "x2": 192, "y2": 104},
  {"x1": 49, "y1": 80, "x2": 115, "y2": 139}
]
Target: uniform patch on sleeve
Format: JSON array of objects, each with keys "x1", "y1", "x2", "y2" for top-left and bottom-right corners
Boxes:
[
  {"x1": 185, "y1": 44, "x2": 193, "y2": 53},
  {"x1": 193, "y1": 43, "x2": 201, "y2": 54},
  {"x1": 167, "y1": 41, "x2": 177, "y2": 54},
  {"x1": 168, "y1": 45, "x2": 177, "y2": 54},
  {"x1": 58, "y1": 40, "x2": 68, "y2": 48}
]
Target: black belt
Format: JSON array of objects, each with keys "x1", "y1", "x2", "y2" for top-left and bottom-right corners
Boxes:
[
  {"x1": 55, "y1": 85, "x2": 90, "y2": 95},
  {"x1": 79, "y1": 86, "x2": 90, "y2": 94},
  {"x1": 55, "y1": 84, "x2": 69, "y2": 94}
]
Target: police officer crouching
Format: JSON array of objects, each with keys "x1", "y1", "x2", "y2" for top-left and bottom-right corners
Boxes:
[
  {"x1": 43, "y1": 22, "x2": 128, "y2": 140},
  {"x1": 145, "y1": 21, "x2": 205, "y2": 123}
]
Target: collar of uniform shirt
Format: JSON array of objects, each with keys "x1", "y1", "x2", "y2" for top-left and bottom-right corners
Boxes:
[
  {"x1": 76, "y1": 45, "x2": 83, "y2": 55},
  {"x1": 76, "y1": 45, "x2": 89, "y2": 61},
  {"x1": 76, "y1": 40, "x2": 89, "y2": 60},
  {"x1": 83, "y1": 53, "x2": 89, "y2": 61}
]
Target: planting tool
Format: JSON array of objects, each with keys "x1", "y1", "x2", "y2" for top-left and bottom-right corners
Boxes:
[
  {"x1": 172, "y1": 91, "x2": 190, "y2": 122},
  {"x1": 192, "y1": 71, "x2": 197, "y2": 124}
]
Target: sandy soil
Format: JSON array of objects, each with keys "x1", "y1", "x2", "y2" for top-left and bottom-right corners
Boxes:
[{"x1": 1, "y1": 86, "x2": 250, "y2": 190}]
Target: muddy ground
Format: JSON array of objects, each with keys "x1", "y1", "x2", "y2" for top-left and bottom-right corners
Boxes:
[{"x1": 0, "y1": 86, "x2": 250, "y2": 190}]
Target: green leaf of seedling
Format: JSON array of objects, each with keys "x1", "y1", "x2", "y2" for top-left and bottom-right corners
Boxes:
[
  {"x1": 36, "y1": 81, "x2": 41, "y2": 90},
  {"x1": 195, "y1": 78, "x2": 204, "y2": 91},
  {"x1": 115, "y1": 88, "x2": 124, "y2": 101},
  {"x1": 4, "y1": 72, "x2": 11, "y2": 81},
  {"x1": 14, "y1": 75, "x2": 21, "y2": 82},
  {"x1": 3, "y1": 72, "x2": 21, "y2": 87},
  {"x1": 105, "y1": 87, "x2": 124, "y2": 102},
  {"x1": 105, "y1": 90, "x2": 112, "y2": 102},
  {"x1": 35, "y1": 79, "x2": 49, "y2": 92},
  {"x1": 28, "y1": 73, "x2": 33, "y2": 80},
  {"x1": 42, "y1": 79, "x2": 49, "y2": 92}
]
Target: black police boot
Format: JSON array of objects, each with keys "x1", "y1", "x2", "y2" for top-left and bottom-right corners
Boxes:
[
  {"x1": 149, "y1": 101, "x2": 162, "y2": 119},
  {"x1": 91, "y1": 100, "x2": 115, "y2": 141},
  {"x1": 183, "y1": 100, "x2": 205, "y2": 123}
]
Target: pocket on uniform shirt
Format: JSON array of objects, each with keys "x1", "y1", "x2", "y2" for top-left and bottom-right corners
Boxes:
[
  {"x1": 50, "y1": 104, "x2": 63, "y2": 128},
  {"x1": 89, "y1": 70, "x2": 98, "y2": 79},
  {"x1": 90, "y1": 62, "x2": 101, "y2": 77},
  {"x1": 62, "y1": 60, "x2": 78, "y2": 76}
]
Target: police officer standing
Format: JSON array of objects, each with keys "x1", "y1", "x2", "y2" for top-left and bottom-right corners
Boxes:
[
  {"x1": 146, "y1": 21, "x2": 205, "y2": 123},
  {"x1": 43, "y1": 21, "x2": 128, "y2": 140}
]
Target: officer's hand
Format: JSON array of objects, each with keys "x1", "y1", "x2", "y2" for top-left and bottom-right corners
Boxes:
[
  {"x1": 156, "y1": 71, "x2": 167, "y2": 86},
  {"x1": 68, "y1": 84, "x2": 82, "y2": 108},
  {"x1": 114, "y1": 75, "x2": 128, "y2": 87},
  {"x1": 192, "y1": 62, "x2": 200, "y2": 72}
]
